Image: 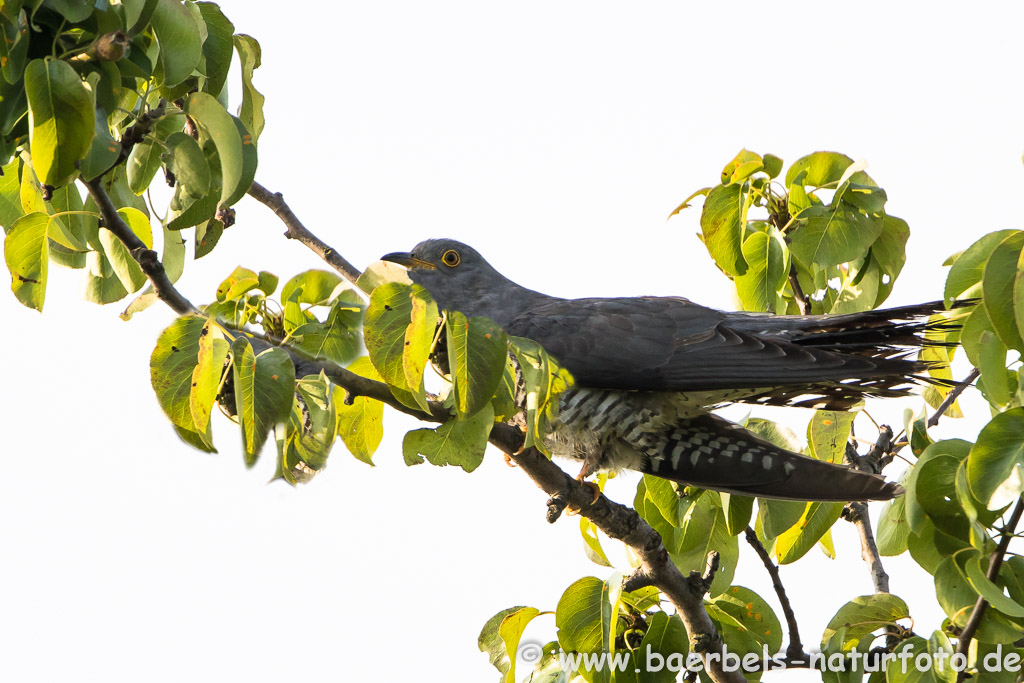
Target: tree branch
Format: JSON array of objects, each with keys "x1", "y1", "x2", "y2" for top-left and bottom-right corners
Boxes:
[
  {"x1": 743, "y1": 527, "x2": 805, "y2": 661},
  {"x1": 81, "y1": 178, "x2": 197, "y2": 316},
  {"x1": 247, "y1": 182, "x2": 364, "y2": 288},
  {"x1": 954, "y1": 496, "x2": 1024, "y2": 682},
  {"x1": 487, "y1": 425, "x2": 744, "y2": 682},
  {"x1": 844, "y1": 430, "x2": 893, "y2": 594}
]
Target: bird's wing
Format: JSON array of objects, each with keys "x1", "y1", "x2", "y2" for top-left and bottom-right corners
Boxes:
[{"x1": 505, "y1": 296, "x2": 914, "y2": 392}]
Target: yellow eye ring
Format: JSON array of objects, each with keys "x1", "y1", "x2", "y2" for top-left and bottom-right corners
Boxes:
[{"x1": 441, "y1": 249, "x2": 461, "y2": 267}]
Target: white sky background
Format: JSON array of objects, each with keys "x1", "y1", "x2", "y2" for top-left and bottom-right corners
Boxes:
[{"x1": 1, "y1": 1, "x2": 1022, "y2": 681}]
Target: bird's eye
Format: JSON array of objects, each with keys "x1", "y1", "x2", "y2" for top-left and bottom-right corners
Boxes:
[{"x1": 441, "y1": 249, "x2": 461, "y2": 267}]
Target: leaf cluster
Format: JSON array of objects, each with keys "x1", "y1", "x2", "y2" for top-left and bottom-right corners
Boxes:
[{"x1": 2, "y1": 0, "x2": 264, "y2": 313}]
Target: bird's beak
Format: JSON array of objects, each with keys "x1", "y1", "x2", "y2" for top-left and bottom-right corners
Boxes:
[{"x1": 380, "y1": 252, "x2": 437, "y2": 269}]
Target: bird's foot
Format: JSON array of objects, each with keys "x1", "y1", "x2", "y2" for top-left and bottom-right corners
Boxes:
[
  {"x1": 504, "y1": 453, "x2": 517, "y2": 468},
  {"x1": 579, "y1": 480, "x2": 601, "y2": 505}
]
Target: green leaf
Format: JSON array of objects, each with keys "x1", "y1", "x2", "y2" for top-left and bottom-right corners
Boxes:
[
  {"x1": 708, "y1": 585, "x2": 783, "y2": 659},
  {"x1": 127, "y1": 116, "x2": 182, "y2": 194},
  {"x1": 48, "y1": 239, "x2": 86, "y2": 269},
  {"x1": 82, "y1": 250, "x2": 129, "y2": 304},
  {"x1": 720, "y1": 149, "x2": 763, "y2": 185},
  {"x1": 555, "y1": 576, "x2": 620, "y2": 655},
  {"x1": 364, "y1": 282, "x2": 437, "y2": 413},
  {"x1": 232, "y1": 338, "x2": 295, "y2": 465},
  {"x1": 788, "y1": 196, "x2": 883, "y2": 268},
  {"x1": 78, "y1": 112, "x2": 121, "y2": 182},
  {"x1": 977, "y1": 330, "x2": 1011, "y2": 407},
  {"x1": 229, "y1": 113, "x2": 258, "y2": 202},
  {"x1": 886, "y1": 634, "x2": 957, "y2": 683},
  {"x1": 163, "y1": 131, "x2": 210, "y2": 198},
  {"x1": 633, "y1": 612, "x2": 689, "y2": 683},
  {"x1": 935, "y1": 554, "x2": 1024, "y2": 644},
  {"x1": 281, "y1": 269, "x2": 342, "y2": 305},
  {"x1": 233, "y1": 34, "x2": 265, "y2": 144},
  {"x1": 291, "y1": 298, "x2": 362, "y2": 366},
  {"x1": 734, "y1": 228, "x2": 786, "y2": 313},
  {"x1": 870, "y1": 215, "x2": 910, "y2": 306},
  {"x1": 579, "y1": 517, "x2": 613, "y2": 567},
  {"x1": 0, "y1": 8, "x2": 29, "y2": 86},
  {"x1": 182, "y1": 92, "x2": 255, "y2": 208},
  {"x1": 25, "y1": 59, "x2": 95, "y2": 187},
  {"x1": 4, "y1": 211, "x2": 48, "y2": 310},
  {"x1": 635, "y1": 478, "x2": 681, "y2": 553},
  {"x1": 166, "y1": 188, "x2": 217, "y2": 230},
  {"x1": 509, "y1": 336, "x2": 572, "y2": 454},
  {"x1": 820, "y1": 593, "x2": 909, "y2": 652},
  {"x1": 962, "y1": 551, "x2": 1024, "y2": 618},
  {"x1": 667, "y1": 186, "x2": 710, "y2": 219},
  {"x1": 183, "y1": 92, "x2": 238, "y2": 206},
  {"x1": 982, "y1": 230, "x2": 1024, "y2": 351},
  {"x1": 905, "y1": 439, "x2": 971, "y2": 540},
  {"x1": 334, "y1": 357, "x2": 384, "y2": 465},
  {"x1": 785, "y1": 151, "x2": 860, "y2": 189},
  {"x1": 876, "y1": 488, "x2": 910, "y2": 556},
  {"x1": 196, "y1": 2, "x2": 234, "y2": 97},
  {"x1": 96, "y1": 207, "x2": 153, "y2": 294},
  {"x1": 216, "y1": 265, "x2": 259, "y2": 302},
  {"x1": 807, "y1": 410, "x2": 855, "y2": 464},
  {"x1": 699, "y1": 183, "x2": 747, "y2": 277},
  {"x1": 45, "y1": 183, "x2": 86, "y2": 252},
  {"x1": 774, "y1": 501, "x2": 844, "y2": 564},
  {"x1": 643, "y1": 475, "x2": 687, "y2": 527},
  {"x1": 194, "y1": 218, "x2": 223, "y2": 259},
  {"x1": 0, "y1": 158, "x2": 22, "y2": 229},
  {"x1": 497, "y1": 607, "x2": 544, "y2": 683},
  {"x1": 290, "y1": 375, "x2": 337, "y2": 470},
  {"x1": 967, "y1": 409, "x2": 1024, "y2": 510},
  {"x1": 720, "y1": 492, "x2": 754, "y2": 536},
  {"x1": 401, "y1": 404, "x2": 493, "y2": 472},
  {"x1": 150, "y1": 316, "x2": 214, "y2": 449},
  {"x1": 151, "y1": 0, "x2": 203, "y2": 87},
  {"x1": 19, "y1": 157, "x2": 45, "y2": 214},
  {"x1": 44, "y1": 0, "x2": 94, "y2": 22},
  {"x1": 256, "y1": 271, "x2": 277, "y2": 295},
  {"x1": 762, "y1": 153, "x2": 783, "y2": 179},
  {"x1": 945, "y1": 229, "x2": 1019, "y2": 305},
  {"x1": 446, "y1": 311, "x2": 509, "y2": 419},
  {"x1": 478, "y1": 606, "x2": 531, "y2": 680},
  {"x1": 675, "y1": 493, "x2": 737, "y2": 596},
  {"x1": 758, "y1": 497, "x2": 807, "y2": 540},
  {"x1": 190, "y1": 320, "x2": 229, "y2": 433}
]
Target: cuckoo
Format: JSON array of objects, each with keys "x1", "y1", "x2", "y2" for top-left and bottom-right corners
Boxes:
[{"x1": 382, "y1": 238, "x2": 952, "y2": 502}]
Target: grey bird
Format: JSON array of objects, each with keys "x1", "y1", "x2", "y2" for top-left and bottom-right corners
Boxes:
[{"x1": 382, "y1": 238, "x2": 950, "y2": 501}]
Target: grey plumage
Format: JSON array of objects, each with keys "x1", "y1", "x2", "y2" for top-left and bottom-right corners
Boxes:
[{"x1": 382, "y1": 238, "x2": 946, "y2": 501}]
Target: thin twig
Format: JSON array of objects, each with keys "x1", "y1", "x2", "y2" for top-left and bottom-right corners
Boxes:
[
  {"x1": 954, "y1": 497, "x2": 1024, "y2": 681},
  {"x1": 743, "y1": 527, "x2": 806, "y2": 661},
  {"x1": 247, "y1": 182, "x2": 364, "y2": 288},
  {"x1": 113, "y1": 98, "x2": 169, "y2": 166},
  {"x1": 926, "y1": 367, "x2": 979, "y2": 428},
  {"x1": 788, "y1": 265, "x2": 810, "y2": 315}
]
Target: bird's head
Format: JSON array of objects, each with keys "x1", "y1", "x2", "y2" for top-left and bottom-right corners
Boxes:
[{"x1": 381, "y1": 239, "x2": 519, "y2": 324}]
